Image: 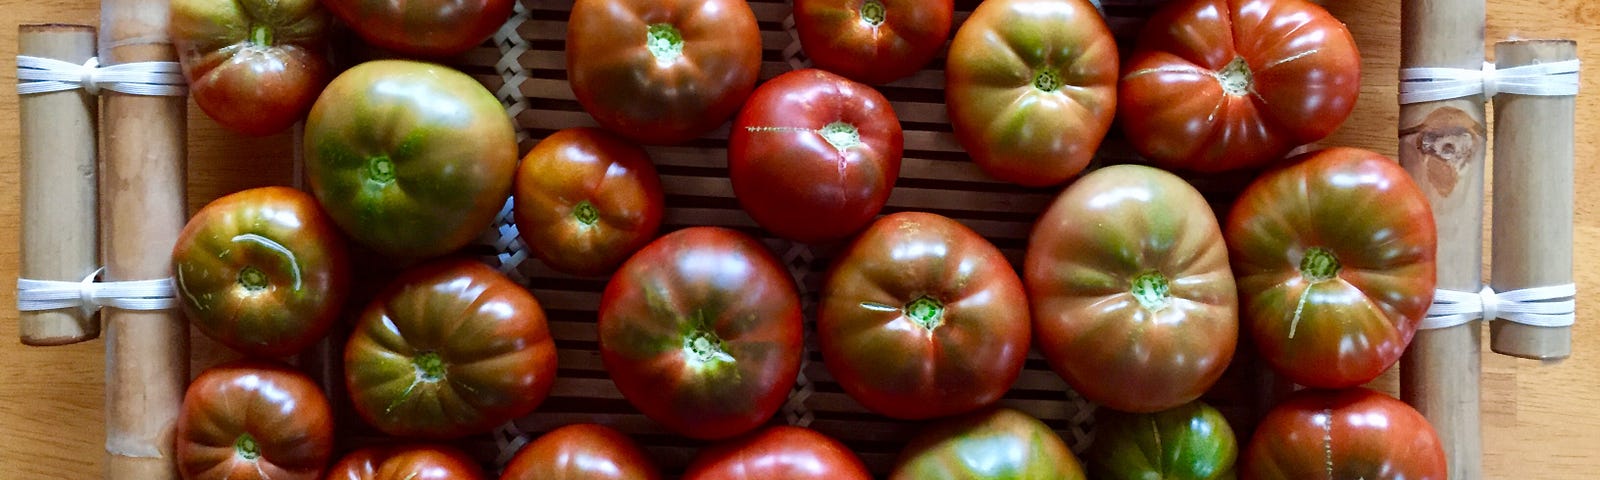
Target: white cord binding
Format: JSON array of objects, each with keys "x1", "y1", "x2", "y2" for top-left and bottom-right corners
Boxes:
[
  {"x1": 16, "y1": 268, "x2": 177, "y2": 318},
  {"x1": 16, "y1": 55, "x2": 187, "y2": 96},
  {"x1": 1421, "y1": 284, "x2": 1577, "y2": 330},
  {"x1": 1399, "y1": 59, "x2": 1579, "y2": 104}
]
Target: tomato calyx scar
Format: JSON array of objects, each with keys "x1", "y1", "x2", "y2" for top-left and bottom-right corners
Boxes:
[
  {"x1": 573, "y1": 200, "x2": 601, "y2": 226},
  {"x1": 367, "y1": 154, "x2": 396, "y2": 184},
  {"x1": 744, "y1": 122, "x2": 863, "y2": 152},
  {"x1": 903, "y1": 295, "x2": 945, "y2": 331},
  {"x1": 1033, "y1": 70, "x2": 1062, "y2": 92},
  {"x1": 413, "y1": 351, "x2": 447, "y2": 382},
  {"x1": 234, "y1": 433, "x2": 260, "y2": 461},
  {"x1": 1130, "y1": 271, "x2": 1171, "y2": 311},
  {"x1": 1288, "y1": 247, "x2": 1342, "y2": 338},
  {"x1": 231, "y1": 233, "x2": 304, "y2": 291},
  {"x1": 859, "y1": 0, "x2": 886, "y2": 27},
  {"x1": 236, "y1": 265, "x2": 270, "y2": 292},
  {"x1": 248, "y1": 24, "x2": 273, "y2": 47},
  {"x1": 646, "y1": 23, "x2": 685, "y2": 64},
  {"x1": 684, "y1": 330, "x2": 734, "y2": 366},
  {"x1": 1215, "y1": 57, "x2": 1253, "y2": 96}
]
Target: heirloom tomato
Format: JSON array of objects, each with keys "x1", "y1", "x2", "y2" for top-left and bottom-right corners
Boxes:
[
  {"x1": 566, "y1": 0, "x2": 761, "y2": 145},
  {"x1": 513, "y1": 127, "x2": 664, "y2": 276},
  {"x1": 176, "y1": 361, "x2": 333, "y2": 480},
  {"x1": 305, "y1": 60, "x2": 517, "y2": 259},
  {"x1": 945, "y1": 0, "x2": 1118, "y2": 187},
  {"x1": 793, "y1": 0, "x2": 953, "y2": 85},
  {"x1": 500, "y1": 424, "x2": 662, "y2": 480},
  {"x1": 173, "y1": 186, "x2": 350, "y2": 358},
  {"x1": 598, "y1": 227, "x2": 804, "y2": 440},
  {"x1": 891, "y1": 408, "x2": 1086, "y2": 480},
  {"x1": 819, "y1": 212, "x2": 1028, "y2": 419},
  {"x1": 326, "y1": 445, "x2": 486, "y2": 480},
  {"x1": 1242, "y1": 388, "x2": 1447, "y2": 480},
  {"x1": 684, "y1": 426, "x2": 871, "y2": 480},
  {"x1": 1120, "y1": 0, "x2": 1360, "y2": 172},
  {"x1": 1025, "y1": 164, "x2": 1237, "y2": 413},
  {"x1": 1091, "y1": 401, "x2": 1238, "y2": 480},
  {"x1": 1226, "y1": 148, "x2": 1436, "y2": 389},
  {"x1": 321, "y1": 0, "x2": 510, "y2": 57},
  {"x1": 729, "y1": 68, "x2": 903, "y2": 243},
  {"x1": 344, "y1": 259, "x2": 557, "y2": 439},
  {"x1": 171, "y1": 0, "x2": 329, "y2": 136}
]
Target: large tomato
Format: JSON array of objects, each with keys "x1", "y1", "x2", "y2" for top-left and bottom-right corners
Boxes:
[
  {"x1": 729, "y1": 68, "x2": 903, "y2": 244},
  {"x1": 598, "y1": 227, "x2": 804, "y2": 440},
  {"x1": 891, "y1": 408, "x2": 1086, "y2": 479},
  {"x1": 344, "y1": 259, "x2": 557, "y2": 439},
  {"x1": 945, "y1": 0, "x2": 1118, "y2": 187},
  {"x1": 1025, "y1": 164, "x2": 1237, "y2": 413},
  {"x1": 170, "y1": 0, "x2": 328, "y2": 136},
  {"x1": 683, "y1": 426, "x2": 872, "y2": 480},
  {"x1": 1119, "y1": 0, "x2": 1360, "y2": 172},
  {"x1": 1226, "y1": 148, "x2": 1436, "y2": 388},
  {"x1": 793, "y1": 0, "x2": 953, "y2": 85},
  {"x1": 305, "y1": 60, "x2": 517, "y2": 259},
  {"x1": 566, "y1": 0, "x2": 761, "y2": 145},
  {"x1": 320, "y1": 0, "x2": 510, "y2": 57},
  {"x1": 513, "y1": 127, "x2": 665, "y2": 277},
  {"x1": 1242, "y1": 388, "x2": 1447, "y2": 480},
  {"x1": 1090, "y1": 401, "x2": 1238, "y2": 480},
  {"x1": 176, "y1": 361, "x2": 333, "y2": 480},
  {"x1": 325, "y1": 445, "x2": 485, "y2": 480},
  {"x1": 819, "y1": 212, "x2": 1028, "y2": 419},
  {"x1": 500, "y1": 424, "x2": 662, "y2": 480},
  {"x1": 173, "y1": 186, "x2": 350, "y2": 358}
]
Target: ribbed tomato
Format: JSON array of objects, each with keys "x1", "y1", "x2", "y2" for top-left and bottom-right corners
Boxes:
[
  {"x1": 512, "y1": 127, "x2": 664, "y2": 276},
  {"x1": 892, "y1": 408, "x2": 1086, "y2": 479},
  {"x1": 176, "y1": 361, "x2": 333, "y2": 480},
  {"x1": 793, "y1": 0, "x2": 953, "y2": 85},
  {"x1": 499, "y1": 424, "x2": 661, "y2": 480},
  {"x1": 1242, "y1": 388, "x2": 1447, "y2": 480},
  {"x1": 684, "y1": 426, "x2": 871, "y2": 480},
  {"x1": 170, "y1": 0, "x2": 329, "y2": 135},
  {"x1": 1091, "y1": 401, "x2": 1238, "y2": 480},
  {"x1": 325, "y1": 445, "x2": 485, "y2": 480}
]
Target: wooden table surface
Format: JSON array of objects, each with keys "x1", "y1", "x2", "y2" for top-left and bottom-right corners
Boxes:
[{"x1": 2, "y1": 0, "x2": 1597, "y2": 478}]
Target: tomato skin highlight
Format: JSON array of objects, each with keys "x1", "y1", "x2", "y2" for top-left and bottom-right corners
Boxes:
[
  {"x1": 1241, "y1": 388, "x2": 1448, "y2": 480},
  {"x1": 176, "y1": 361, "x2": 334, "y2": 480}
]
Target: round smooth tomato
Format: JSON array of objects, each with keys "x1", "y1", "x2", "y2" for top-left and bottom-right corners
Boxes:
[
  {"x1": 1025, "y1": 164, "x2": 1237, "y2": 413},
  {"x1": 170, "y1": 0, "x2": 329, "y2": 136},
  {"x1": 500, "y1": 424, "x2": 662, "y2": 480},
  {"x1": 684, "y1": 426, "x2": 871, "y2": 480},
  {"x1": 891, "y1": 408, "x2": 1086, "y2": 479},
  {"x1": 320, "y1": 0, "x2": 510, "y2": 57},
  {"x1": 513, "y1": 127, "x2": 665, "y2": 276},
  {"x1": 729, "y1": 68, "x2": 903, "y2": 244},
  {"x1": 819, "y1": 212, "x2": 1028, "y2": 420},
  {"x1": 176, "y1": 361, "x2": 333, "y2": 480},
  {"x1": 598, "y1": 227, "x2": 804, "y2": 440},
  {"x1": 173, "y1": 186, "x2": 350, "y2": 358},
  {"x1": 305, "y1": 60, "x2": 518, "y2": 259},
  {"x1": 1242, "y1": 388, "x2": 1447, "y2": 480},
  {"x1": 566, "y1": 0, "x2": 761, "y2": 145},
  {"x1": 1226, "y1": 148, "x2": 1436, "y2": 389},
  {"x1": 1119, "y1": 0, "x2": 1360, "y2": 172},
  {"x1": 344, "y1": 259, "x2": 557, "y2": 439},
  {"x1": 326, "y1": 445, "x2": 486, "y2": 480},
  {"x1": 793, "y1": 0, "x2": 953, "y2": 85},
  {"x1": 945, "y1": 0, "x2": 1118, "y2": 187},
  {"x1": 1091, "y1": 401, "x2": 1238, "y2": 480}
]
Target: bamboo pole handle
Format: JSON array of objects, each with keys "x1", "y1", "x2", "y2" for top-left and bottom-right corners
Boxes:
[
  {"x1": 1489, "y1": 39, "x2": 1577, "y2": 361},
  {"x1": 17, "y1": 24, "x2": 100, "y2": 346}
]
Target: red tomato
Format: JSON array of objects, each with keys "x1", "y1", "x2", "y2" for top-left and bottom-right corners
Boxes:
[
  {"x1": 1226, "y1": 148, "x2": 1437, "y2": 388},
  {"x1": 170, "y1": 0, "x2": 329, "y2": 135},
  {"x1": 684, "y1": 426, "x2": 872, "y2": 480},
  {"x1": 500, "y1": 424, "x2": 661, "y2": 480},
  {"x1": 729, "y1": 68, "x2": 903, "y2": 244},
  {"x1": 566, "y1": 0, "x2": 762, "y2": 145},
  {"x1": 321, "y1": 0, "x2": 511, "y2": 57},
  {"x1": 1119, "y1": 0, "x2": 1361, "y2": 172},
  {"x1": 599, "y1": 227, "x2": 804, "y2": 440},
  {"x1": 325, "y1": 445, "x2": 485, "y2": 480},
  {"x1": 1242, "y1": 388, "x2": 1447, "y2": 480},
  {"x1": 793, "y1": 0, "x2": 954, "y2": 85},
  {"x1": 177, "y1": 361, "x2": 334, "y2": 480},
  {"x1": 819, "y1": 212, "x2": 1029, "y2": 419},
  {"x1": 513, "y1": 128, "x2": 665, "y2": 277}
]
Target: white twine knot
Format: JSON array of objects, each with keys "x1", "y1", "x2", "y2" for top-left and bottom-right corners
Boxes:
[
  {"x1": 16, "y1": 55, "x2": 188, "y2": 96},
  {"x1": 16, "y1": 268, "x2": 178, "y2": 318},
  {"x1": 1398, "y1": 59, "x2": 1579, "y2": 104},
  {"x1": 1421, "y1": 284, "x2": 1577, "y2": 330}
]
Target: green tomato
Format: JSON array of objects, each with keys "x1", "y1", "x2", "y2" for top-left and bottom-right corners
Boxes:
[{"x1": 1091, "y1": 401, "x2": 1238, "y2": 480}]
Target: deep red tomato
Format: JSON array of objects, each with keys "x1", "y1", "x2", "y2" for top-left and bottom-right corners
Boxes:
[
  {"x1": 1025, "y1": 164, "x2": 1237, "y2": 413},
  {"x1": 344, "y1": 259, "x2": 557, "y2": 439},
  {"x1": 1091, "y1": 401, "x2": 1238, "y2": 480},
  {"x1": 171, "y1": 0, "x2": 329, "y2": 135},
  {"x1": 173, "y1": 186, "x2": 351, "y2": 358},
  {"x1": 566, "y1": 0, "x2": 761, "y2": 145},
  {"x1": 683, "y1": 426, "x2": 872, "y2": 480},
  {"x1": 729, "y1": 68, "x2": 903, "y2": 244},
  {"x1": 891, "y1": 408, "x2": 1086, "y2": 479},
  {"x1": 513, "y1": 127, "x2": 665, "y2": 277},
  {"x1": 177, "y1": 361, "x2": 333, "y2": 480},
  {"x1": 945, "y1": 0, "x2": 1118, "y2": 187},
  {"x1": 320, "y1": 0, "x2": 511, "y2": 57},
  {"x1": 325, "y1": 445, "x2": 486, "y2": 480},
  {"x1": 819, "y1": 212, "x2": 1028, "y2": 419},
  {"x1": 598, "y1": 227, "x2": 804, "y2": 440},
  {"x1": 500, "y1": 424, "x2": 662, "y2": 480},
  {"x1": 1242, "y1": 388, "x2": 1447, "y2": 480},
  {"x1": 1119, "y1": 0, "x2": 1360, "y2": 172},
  {"x1": 793, "y1": 0, "x2": 953, "y2": 85},
  {"x1": 1227, "y1": 148, "x2": 1436, "y2": 389}
]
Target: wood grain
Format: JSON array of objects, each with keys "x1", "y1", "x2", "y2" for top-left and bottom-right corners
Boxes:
[{"x1": 2, "y1": 0, "x2": 1599, "y2": 478}]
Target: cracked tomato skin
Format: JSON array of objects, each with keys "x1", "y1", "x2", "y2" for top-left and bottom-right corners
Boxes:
[
  {"x1": 819, "y1": 212, "x2": 1029, "y2": 420},
  {"x1": 1225, "y1": 148, "x2": 1436, "y2": 389},
  {"x1": 793, "y1": 0, "x2": 953, "y2": 85},
  {"x1": 512, "y1": 127, "x2": 665, "y2": 277},
  {"x1": 500, "y1": 423, "x2": 662, "y2": 480},
  {"x1": 176, "y1": 361, "x2": 333, "y2": 480},
  {"x1": 1090, "y1": 401, "x2": 1238, "y2": 480},
  {"x1": 891, "y1": 408, "x2": 1086, "y2": 480},
  {"x1": 326, "y1": 445, "x2": 486, "y2": 480},
  {"x1": 598, "y1": 227, "x2": 804, "y2": 440},
  {"x1": 1119, "y1": 0, "x2": 1360, "y2": 172},
  {"x1": 729, "y1": 68, "x2": 903, "y2": 244},
  {"x1": 1241, "y1": 388, "x2": 1447, "y2": 480},
  {"x1": 170, "y1": 0, "x2": 329, "y2": 136},
  {"x1": 945, "y1": 0, "x2": 1118, "y2": 187},
  {"x1": 684, "y1": 426, "x2": 872, "y2": 480},
  {"x1": 321, "y1": 0, "x2": 510, "y2": 57},
  {"x1": 344, "y1": 259, "x2": 557, "y2": 439}
]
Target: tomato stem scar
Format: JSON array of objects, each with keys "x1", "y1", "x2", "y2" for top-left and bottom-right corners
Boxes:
[
  {"x1": 234, "y1": 433, "x2": 260, "y2": 460},
  {"x1": 1033, "y1": 70, "x2": 1062, "y2": 92},
  {"x1": 860, "y1": 0, "x2": 886, "y2": 26},
  {"x1": 249, "y1": 24, "x2": 272, "y2": 47},
  {"x1": 1215, "y1": 57, "x2": 1253, "y2": 96},
  {"x1": 684, "y1": 330, "x2": 734, "y2": 365},
  {"x1": 1289, "y1": 247, "x2": 1341, "y2": 338},
  {"x1": 237, "y1": 266, "x2": 269, "y2": 292},
  {"x1": 1131, "y1": 271, "x2": 1171, "y2": 311},
  {"x1": 573, "y1": 200, "x2": 600, "y2": 226},
  {"x1": 646, "y1": 23, "x2": 685, "y2": 63},
  {"x1": 819, "y1": 121, "x2": 862, "y2": 150},
  {"x1": 414, "y1": 352, "x2": 446, "y2": 381},
  {"x1": 367, "y1": 155, "x2": 396, "y2": 184},
  {"x1": 904, "y1": 296, "x2": 944, "y2": 331}
]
